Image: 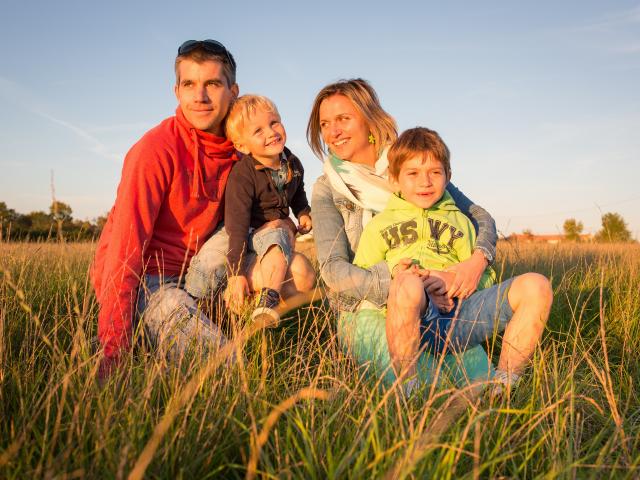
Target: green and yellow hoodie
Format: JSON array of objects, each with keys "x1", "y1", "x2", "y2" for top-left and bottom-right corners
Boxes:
[{"x1": 354, "y1": 191, "x2": 494, "y2": 290}]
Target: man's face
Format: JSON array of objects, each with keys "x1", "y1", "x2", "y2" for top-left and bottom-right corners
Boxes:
[
  {"x1": 235, "y1": 107, "x2": 287, "y2": 165},
  {"x1": 391, "y1": 154, "x2": 449, "y2": 209},
  {"x1": 174, "y1": 59, "x2": 238, "y2": 136}
]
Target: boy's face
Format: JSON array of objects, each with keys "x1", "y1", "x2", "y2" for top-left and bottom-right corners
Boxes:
[
  {"x1": 235, "y1": 108, "x2": 287, "y2": 164},
  {"x1": 391, "y1": 154, "x2": 449, "y2": 209}
]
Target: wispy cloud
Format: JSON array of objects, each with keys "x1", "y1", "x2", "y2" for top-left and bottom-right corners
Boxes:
[
  {"x1": 0, "y1": 76, "x2": 122, "y2": 163},
  {"x1": 578, "y1": 4, "x2": 640, "y2": 32}
]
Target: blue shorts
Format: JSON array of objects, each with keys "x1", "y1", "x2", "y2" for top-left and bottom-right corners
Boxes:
[
  {"x1": 420, "y1": 278, "x2": 514, "y2": 354},
  {"x1": 249, "y1": 226, "x2": 293, "y2": 265}
]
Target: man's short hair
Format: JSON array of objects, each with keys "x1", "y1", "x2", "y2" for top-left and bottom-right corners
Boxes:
[
  {"x1": 225, "y1": 95, "x2": 280, "y2": 146},
  {"x1": 175, "y1": 39, "x2": 236, "y2": 87},
  {"x1": 388, "y1": 127, "x2": 451, "y2": 179}
]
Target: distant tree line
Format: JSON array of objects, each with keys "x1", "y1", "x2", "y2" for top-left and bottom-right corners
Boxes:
[
  {"x1": 0, "y1": 201, "x2": 107, "y2": 241},
  {"x1": 562, "y1": 212, "x2": 634, "y2": 243}
]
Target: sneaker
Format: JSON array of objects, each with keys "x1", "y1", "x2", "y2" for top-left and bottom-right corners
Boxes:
[
  {"x1": 489, "y1": 369, "x2": 521, "y2": 399},
  {"x1": 251, "y1": 288, "x2": 281, "y2": 328}
]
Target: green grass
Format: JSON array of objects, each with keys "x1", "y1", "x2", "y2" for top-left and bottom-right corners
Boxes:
[{"x1": 1, "y1": 241, "x2": 639, "y2": 478}]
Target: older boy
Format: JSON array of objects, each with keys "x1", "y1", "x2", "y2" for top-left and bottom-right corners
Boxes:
[{"x1": 354, "y1": 127, "x2": 552, "y2": 392}]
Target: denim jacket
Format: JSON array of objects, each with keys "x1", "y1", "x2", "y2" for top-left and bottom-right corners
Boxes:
[{"x1": 311, "y1": 174, "x2": 497, "y2": 312}]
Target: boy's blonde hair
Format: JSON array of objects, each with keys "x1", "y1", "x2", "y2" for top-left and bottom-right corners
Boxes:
[
  {"x1": 225, "y1": 95, "x2": 280, "y2": 146},
  {"x1": 388, "y1": 127, "x2": 451, "y2": 179},
  {"x1": 306, "y1": 78, "x2": 397, "y2": 160}
]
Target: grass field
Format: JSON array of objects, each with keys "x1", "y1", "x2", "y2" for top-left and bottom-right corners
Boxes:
[{"x1": 1, "y1": 241, "x2": 639, "y2": 478}]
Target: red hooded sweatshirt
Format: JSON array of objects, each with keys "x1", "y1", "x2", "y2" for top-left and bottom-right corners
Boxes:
[{"x1": 91, "y1": 107, "x2": 238, "y2": 360}]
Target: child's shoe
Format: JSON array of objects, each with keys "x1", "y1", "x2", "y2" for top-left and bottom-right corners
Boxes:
[
  {"x1": 251, "y1": 287, "x2": 281, "y2": 328},
  {"x1": 489, "y1": 369, "x2": 521, "y2": 399}
]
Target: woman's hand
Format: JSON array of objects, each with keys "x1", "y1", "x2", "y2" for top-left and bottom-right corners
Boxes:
[
  {"x1": 444, "y1": 250, "x2": 488, "y2": 299},
  {"x1": 225, "y1": 275, "x2": 250, "y2": 314}
]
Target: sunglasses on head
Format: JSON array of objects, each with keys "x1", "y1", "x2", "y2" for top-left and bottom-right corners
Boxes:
[{"x1": 177, "y1": 39, "x2": 236, "y2": 70}]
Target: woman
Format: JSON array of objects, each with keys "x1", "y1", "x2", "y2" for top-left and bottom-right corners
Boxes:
[{"x1": 308, "y1": 79, "x2": 553, "y2": 390}]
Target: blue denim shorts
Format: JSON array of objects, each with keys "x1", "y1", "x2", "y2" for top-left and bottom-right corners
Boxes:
[
  {"x1": 420, "y1": 278, "x2": 515, "y2": 354},
  {"x1": 248, "y1": 226, "x2": 293, "y2": 264}
]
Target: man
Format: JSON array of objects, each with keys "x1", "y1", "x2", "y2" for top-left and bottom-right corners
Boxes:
[{"x1": 92, "y1": 40, "x2": 242, "y2": 377}]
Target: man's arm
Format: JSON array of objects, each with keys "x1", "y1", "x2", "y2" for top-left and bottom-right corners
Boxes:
[{"x1": 97, "y1": 139, "x2": 169, "y2": 362}]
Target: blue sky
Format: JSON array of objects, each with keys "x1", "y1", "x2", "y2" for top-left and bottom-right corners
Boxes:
[{"x1": 1, "y1": 1, "x2": 639, "y2": 238}]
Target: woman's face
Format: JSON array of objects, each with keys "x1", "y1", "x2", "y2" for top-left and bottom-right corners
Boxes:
[{"x1": 319, "y1": 94, "x2": 375, "y2": 166}]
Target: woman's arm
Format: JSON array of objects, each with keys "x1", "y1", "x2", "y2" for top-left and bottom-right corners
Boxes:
[
  {"x1": 445, "y1": 182, "x2": 497, "y2": 298},
  {"x1": 446, "y1": 182, "x2": 497, "y2": 265},
  {"x1": 312, "y1": 176, "x2": 391, "y2": 308}
]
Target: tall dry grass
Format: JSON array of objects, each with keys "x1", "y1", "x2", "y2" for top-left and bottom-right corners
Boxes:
[{"x1": 0, "y1": 241, "x2": 639, "y2": 478}]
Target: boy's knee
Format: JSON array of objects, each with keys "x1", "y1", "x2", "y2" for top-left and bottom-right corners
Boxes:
[
  {"x1": 390, "y1": 274, "x2": 424, "y2": 307},
  {"x1": 289, "y1": 253, "x2": 316, "y2": 292},
  {"x1": 510, "y1": 273, "x2": 553, "y2": 314}
]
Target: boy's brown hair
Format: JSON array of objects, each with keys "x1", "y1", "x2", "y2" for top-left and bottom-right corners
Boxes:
[{"x1": 388, "y1": 127, "x2": 451, "y2": 179}]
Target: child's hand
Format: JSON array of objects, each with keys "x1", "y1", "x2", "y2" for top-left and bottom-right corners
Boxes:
[
  {"x1": 392, "y1": 258, "x2": 421, "y2": 278},
  {"x1": 423, "y1": 275, "x2": 455, "y2": 313},
  {"x1": 444, "y1": 250, "x2": 488, "y2": 299},
  {"x1": 297, "y1": 214, "x2": 312, "y2": 234},
  {"x1": 225, "y1": 275, "x2": 250, "y2": 314}
]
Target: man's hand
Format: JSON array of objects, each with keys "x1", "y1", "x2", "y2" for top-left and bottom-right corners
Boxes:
[
  {"x1": 445, "y1": 250, "x2": 488, "y2": 299},
  {"x1": 225, "y1": 275, "x2": 250, "y2": 314},
  {"x1": 297, "y1": 214, "x2": 312, "y2": 234}
]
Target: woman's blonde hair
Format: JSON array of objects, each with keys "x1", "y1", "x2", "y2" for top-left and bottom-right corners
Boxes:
[
  {"x1": 225, "y1": 94, "x2": 280, "y2": 145},
  {"x1": 306, "y1": 78, "x2": 397, "y2": 160}
]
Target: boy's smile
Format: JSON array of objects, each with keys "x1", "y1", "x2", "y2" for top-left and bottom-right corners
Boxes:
[
  {"x1": 391, "y1": 154, "x2": 450, "y2": 209},
  {"x1": 236, "y1": 107, "x2": 286, "y2": 166}
]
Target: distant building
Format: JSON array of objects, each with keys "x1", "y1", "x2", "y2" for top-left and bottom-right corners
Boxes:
[{"x1": 506, "y1": 233, "x2": 594, "y2": 244}]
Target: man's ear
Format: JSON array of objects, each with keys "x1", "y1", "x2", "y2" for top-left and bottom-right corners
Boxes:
[
  {"x1": 174, "y1": 83, "x2": 179, "y2": 100},
  {"x1": 230, "y1": 83, "x2": 239, "y2": 100}
]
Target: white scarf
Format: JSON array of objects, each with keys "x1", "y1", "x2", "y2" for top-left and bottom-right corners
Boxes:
[{"x1": 323, "y1": 148, "x2": 395, "y2": 226}]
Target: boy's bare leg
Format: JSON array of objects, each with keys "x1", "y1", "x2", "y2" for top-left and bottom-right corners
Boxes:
[
  {"x1": 259, "y1": 245, "x2": 288, "y2": 294},
  {"x1": 281, "y1": 252, "x2": 316, "y2": 298},
  {"x1": 499, "y1": 273, "x2": 553, "y2": 375},
  {"x1": 386, "y1": 272, "x2": 427, "y2": 383},
  {"x1": 248, "y1": 252, "x2": 316, "y2": 299}
]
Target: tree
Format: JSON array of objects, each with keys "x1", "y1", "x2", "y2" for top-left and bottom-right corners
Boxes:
[
  {"x1": 49, "y1": 201, "x2": 73, "y2": 223},
  {"x1": 595, "y1": 212, "x2": 632, "y2": 242},
  {"x1": 522, "y1": 229, "x2": 534, "y2": 242},
  {"x1": 26, "y1": 211, "x2": 54, "y2": 238},
  {"x1": 563, "y1": 218, "x2": 584, "y2": 241}
]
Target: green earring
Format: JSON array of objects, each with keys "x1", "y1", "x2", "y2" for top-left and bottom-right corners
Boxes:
[{"x1": 368, "y1": 133, "x2": 376, "y2": 145}]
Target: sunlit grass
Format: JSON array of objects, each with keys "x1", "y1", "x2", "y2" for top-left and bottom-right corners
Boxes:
[{"x1": 1, "y1": 241, "x2": 639, "y2": 478}]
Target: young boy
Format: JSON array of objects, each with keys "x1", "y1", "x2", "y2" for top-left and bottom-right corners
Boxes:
[
  {"x1": 223, "y1": 95, "x2": 313, "y2": 324},
  {"x1": 353, "y1": 127, "x2": 494, "y2": 384}
]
